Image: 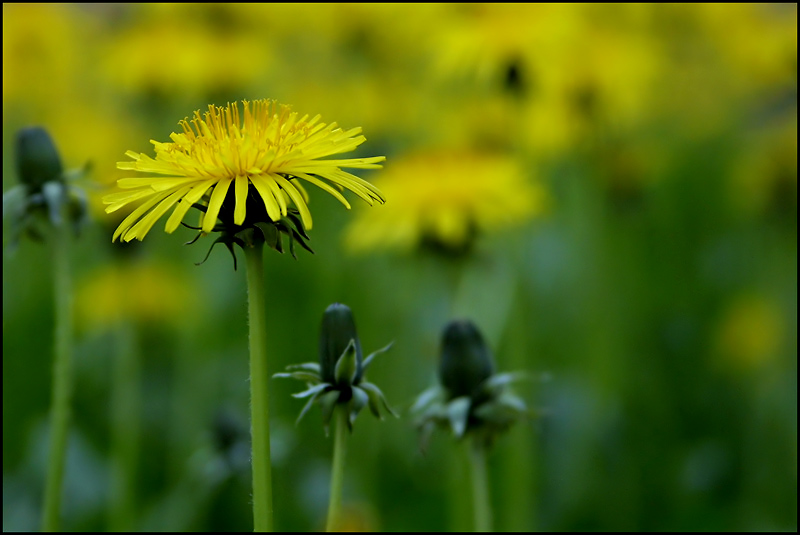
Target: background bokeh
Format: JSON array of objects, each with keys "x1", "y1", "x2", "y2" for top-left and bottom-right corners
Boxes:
[{"x1": 3, "y1": 3, "x2": 796, "y2": 532}]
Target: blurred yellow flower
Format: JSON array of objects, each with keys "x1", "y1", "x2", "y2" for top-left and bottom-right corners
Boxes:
[
  {"x1": 345, "y1": 150, "x2": 547, "y2": 254},
  {"x1": 431, "y1": 3, "x2": 552, "y2": 87},
  {"x1": 714, "y1": 294, "x2": 785, "y2": 371},
  {"x1": 2, "y1": 3, "x2": 92, "y2": 107},
  {"x1": 729, "y1": 114, "x2": 797, "y2": 217},
  {"x1": 100, "y1": 4, "x2": 266, "y2": 100},
  {"x1": 428, "y1": 4, "x2": 665, "y2": 156},
  {"x1": 104, "y1": 99, "x2": 385, "y2": 242},
  {"x1": 76, "y1": 261, "x2": 196, "y2": 330},
  {"x1": 692, "y1": 4, "x2": 797, "y2": 92}
]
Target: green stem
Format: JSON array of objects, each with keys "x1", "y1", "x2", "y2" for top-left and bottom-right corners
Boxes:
[
  {"x1": 41, "y1": 221, "x2": 73, "y2": 532},
  {"x1": 244, "y1": 243, "x2": 273, "y2": 532},
  {"x1": 326, "y1": 406, "x2": 349, "y2": 532},
  {"x1": 443, "y1": 257, "x2": 471, "y2": 533},
  {"x1": 469, "y1": 440, "x2": 492, "y2": 533},
  {"x1": 498, "y1": 285, "x2": 536, "y2": 531},
  {"x1": 108, "y1": 321, "x2": 140, "y2": 531}
]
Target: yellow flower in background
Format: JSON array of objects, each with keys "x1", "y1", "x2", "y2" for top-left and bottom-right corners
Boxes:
[
  {"x1": 431, "y1": 3, "x2": 555, "y2": 86},
  {"x1": 104, "y1": 99, "x2": 385, "y2": 243},
  {"x1": 345, "y1": 150, "x2": 547, "y2": 254},
  {"x1": 729, "y1": 114, "x2": 797, "y2": 217},
  {"x1": 714, "y1": 294, "x2": 785, "y2": 372},
  {"x1": 2, "y1": 3, "x2": 91, "y2": 106},
  {"x1": 100, "y1": 4, "x2": 267, "y2": 100},
  {"x1": 76, "y1": 261, "x2": 197, "y2": 330},
  {"x1": 691, "y1": 4, "x2": 797, "y2": 91},
  {"x1": 427, "y1": 4, "x2": 666, "y2": 156}
]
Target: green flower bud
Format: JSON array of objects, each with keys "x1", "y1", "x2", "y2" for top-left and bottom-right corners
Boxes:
[
  {"x1": 278, "y1": 303, "x2": 395, "y2": 432},
  {"x1": 439, "y1": 319, "x2": 494, "y2": 400},
  {"x1": 16, "y1": 127, "x2": 64, "y2": 193},
  {"x1": 319, "y1": 303, "x2": 363, "y2": 384}
]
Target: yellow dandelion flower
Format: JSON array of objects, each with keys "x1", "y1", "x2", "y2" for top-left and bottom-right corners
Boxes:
[
  {"x1": 345, "y1": 150, "x2": 548, "y2": 254},
  {"x1": 103, "y1": 99, "x2": 385, "y2": 243}
]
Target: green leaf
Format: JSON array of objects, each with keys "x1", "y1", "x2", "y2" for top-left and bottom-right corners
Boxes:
[
  {"x1": 411, "y1": 385, "x2": 444, "y2": 413},
  {"x1": 473, "y1": 394, "x2": 528, "y2": 426},
  {"x1": 361, "y1": 341, "x2": 394, "y2": 375},
  {"x1": 360, "y1": 381, "x2": 398, "y2": 418},
  {"x1": 418, "y1": 420, "x2": 438, "y2": 455},
  {"x1": 296, "y1": 388, "x2": 325, "y2": 425},
  {"x1": 348, "y1": 386, "x2": 369, "y2": 428},
  {"x1": 446, "y1": 396, "x2": 472, "y2": 438},
  {"x1": 334, "y1": 339, "x2": 358, "y2": 385},
  {"x1": 67, "y1": 186, "x2": 89, "y2": 236},
  {"x1": 483, "y1": 372, "x2": 527, "y2": 389},
  {"x1": 273, "y1": 371, "x2": 321, "y2": 383},
  {"x1": 42, "y1": 181, "x2": 66, "y2": 226},
  {"x1": 319, "y1": 390, "x2": 341, "y2": 436},
  {"x1": 496, "y1": 392, "x2": 528, "y2": 412},
  {"x1": 3, "y1": 185, "x2": 27, "y2": 220},
  {"x1": 254, "y1": 221, "x2": 281, "y2": 252},
  {"x1": 291, "y1": 383, "x2": 330, "y2": 399},
  {"x1": 285, "y1": 362, "x2": 322, "y2": 374}
]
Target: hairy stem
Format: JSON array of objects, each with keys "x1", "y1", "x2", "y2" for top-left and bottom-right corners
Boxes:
[{"x1": 244, "y1": 243, "x2": 273, "y2": 532}]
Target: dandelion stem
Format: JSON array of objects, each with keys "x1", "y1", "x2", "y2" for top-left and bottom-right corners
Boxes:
[
  {"x1": 244, "y1": 243, "x2": 273, "y2": 532},
  {"x1": 469, "y1": 440, "x2": 492, "y2": 533},
  {"x1": 498, "y1": 287, "x2": 537, "y2": 531},
  {"x1": 326, "y1": 405, "x2": 349, "y2": 532},
  {"x1": 443, "y1": 258, "x2": 472, "y2": 532},
  {"x1": 447, "y1": 444, "x2": 471, "y2": 532},
  {"x1": 108, "y1": 320, "x2": 140, "y2": 531},
  {"x1": 41, "y1": 220, "x2": 74, "y2": 532}
]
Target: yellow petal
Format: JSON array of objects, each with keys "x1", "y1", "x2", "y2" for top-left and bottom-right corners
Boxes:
[
  {"x1": 273, "y1": 174, "x2": 312, "y2": 230},
  {"x1": 234, "y1": 175, "x2": 249, "y2": 225},
  {"x1": 202, "y1": 178, "x2": 232, "y2": 233},
  {"x1": 164, "y1": 179, "x2": 216, "y2": 233}
]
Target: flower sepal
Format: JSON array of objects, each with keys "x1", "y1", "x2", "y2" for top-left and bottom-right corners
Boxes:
[
  {"x1": 187, "y1": 206, "x2": 314, "y2": 270},
  {"x1": 334, "y1": 339, "x2": 358, "y2": 387}
]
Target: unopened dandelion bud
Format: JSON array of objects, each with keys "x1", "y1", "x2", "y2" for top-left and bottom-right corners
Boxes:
[
  {"x1": 5, "y1": 127, "x2": 88, "y2": 245},
  {"x1": 439, "y1": 319, "x2": 495, "y2": 400},
  {"x1": 277, "y1": 303, "x2": 395, "y2": 431},
  {"x1": 414, "y1": 319, "x2": 534, "y2": 450},
  {"x1": 16, "y1": 126, "x2": 64, "y2": 193},
  {"x1": 319, "y1": 303, "x2": 364, "y2": 384}
]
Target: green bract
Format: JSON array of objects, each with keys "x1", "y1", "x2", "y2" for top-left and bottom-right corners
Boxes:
[
  {"x1": 275, "y1": 303, "x2": 396, "y2": 434},
  {"x1": 185, "y1": 203, "x2": 313, "y2": 271},
  {"x1": 413, "y1": 319, "x2": 534, "y2": 449}
]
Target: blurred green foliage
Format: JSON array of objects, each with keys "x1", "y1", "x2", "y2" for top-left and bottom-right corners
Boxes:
[{"x1": 3, "y1": 3, "x2": 796, "y2": 532}]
